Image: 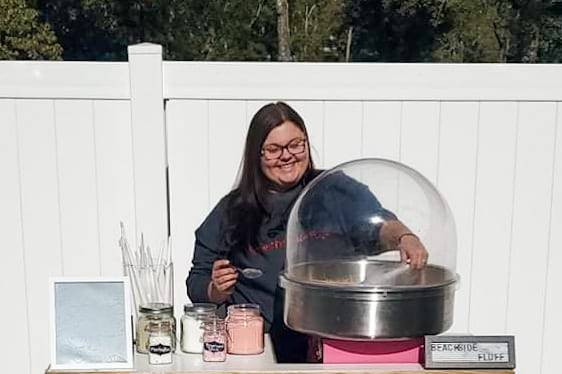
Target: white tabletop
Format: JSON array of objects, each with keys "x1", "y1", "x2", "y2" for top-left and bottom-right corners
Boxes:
[
  {"x1": 48, "y1": 336, "x2": 513, "y2": 374},
  {"x1": 132, "y1": 335, "x2": 424, "y2": 374}
]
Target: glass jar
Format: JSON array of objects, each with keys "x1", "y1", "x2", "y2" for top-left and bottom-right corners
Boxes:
[
  {"x1": 180, "y1": 303, "x2": 217, "y2": 353},
  {"x1": 202, "y1": 318, "x2": 227, "y2": 362},
  {"x1": 147, "y1": 319, "x2": 174, "y2": 365},
  {"x1": 226, "y1": 304, "x2": 264, "y2": 355},
  {"x1": 136, "y1": 302, "x2": 176, "y2": 354}
]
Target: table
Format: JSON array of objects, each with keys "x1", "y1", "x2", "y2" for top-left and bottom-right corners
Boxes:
[{"x1": 46, "y1": 336, "x2": 514, "y2": 374}]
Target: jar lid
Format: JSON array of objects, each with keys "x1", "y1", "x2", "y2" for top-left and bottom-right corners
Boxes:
[
  {"x1": 139, "y1": 302, "x2": 173, "y2": 314},
  {"x1": 227, "y1": 303, "x2": 260, "y2": 316},
  {"x1": 184, "y1": 303, "x2": 217, "y2": 315}
]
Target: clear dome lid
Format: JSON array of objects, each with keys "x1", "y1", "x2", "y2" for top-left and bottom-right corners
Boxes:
[{"x1": 285, "y1": 158, "x2": 458, "y2": 289}]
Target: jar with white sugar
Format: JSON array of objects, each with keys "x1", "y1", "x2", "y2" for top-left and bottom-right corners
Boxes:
[
  {"x1": 180, "y1": 303, "x2": 217, "y2": 353},
  {"x1": 137, "y1": 303, "x2": 176, "y2": 354},
  {"x1": 148, "y1": 319, "x2": 174, "y2": 365}
]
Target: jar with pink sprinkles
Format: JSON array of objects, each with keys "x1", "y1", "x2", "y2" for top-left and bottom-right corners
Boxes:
[
  {"x1": 226, "y1": 304, "x2": 264, "y2": 355},
  {"x1": 202, "y1": 318, "x2": 227, "y2": 362}
]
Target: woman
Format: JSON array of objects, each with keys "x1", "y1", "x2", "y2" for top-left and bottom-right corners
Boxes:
[{"x1": 186, "y1": 101, "x2": 427, "y2": 361}]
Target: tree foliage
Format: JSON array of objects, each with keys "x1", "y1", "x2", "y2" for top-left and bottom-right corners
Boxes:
[
  {"x1": 0, "y1": 0, "x2": 61, "y2": 59},
  {"x1": 433, "y1": 0, "x2": 562, "y2": 62},
  {"x1": 289, "y1": 0, "x2": 346, "y2": 61},
  {"x1": 163, "y1": 0, "x2": 277, "y2": 61},
  {"x1": 6, "y1": 0, "x2": 562, "y2": 62},
  {"x1": 432, "y1": 0, "x2": 505, "y2": 62},
  {"x1": 342, "y1": 0, "x2": 446, "y2": 62},
  {"x1": 508, "y1": 0, "x2": 562, "y2": 63},
  {"x1": 31, "y1": 0, "x2": 278, "y2": 61},
  {"x1": 29, "y1": 0, "x2": 124, "y2": 60}
]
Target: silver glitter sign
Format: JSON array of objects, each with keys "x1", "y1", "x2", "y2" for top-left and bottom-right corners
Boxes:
[{"x1": 49, "y1": 277, "x2": 134, "y2": 370}]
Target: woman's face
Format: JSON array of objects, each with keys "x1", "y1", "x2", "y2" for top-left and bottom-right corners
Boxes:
[{"x1": 260, "y1": 121, "x2": 310, "y2": 190}]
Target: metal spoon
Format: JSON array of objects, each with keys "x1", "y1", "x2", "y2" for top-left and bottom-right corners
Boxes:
[{"x1": 235, "y1": 267, "x2": 263, "y2": 279}]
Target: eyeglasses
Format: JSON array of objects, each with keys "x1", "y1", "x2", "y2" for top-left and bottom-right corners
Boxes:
[{"x1": 261, "y1": 138, "x2": 307, "y2": 160}]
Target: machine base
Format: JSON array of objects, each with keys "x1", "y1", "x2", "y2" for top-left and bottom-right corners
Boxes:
[{"x1": 322, "y1": 338, "x2": 424, "y2": 364}]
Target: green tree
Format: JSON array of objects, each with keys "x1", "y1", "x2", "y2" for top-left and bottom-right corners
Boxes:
[
  {"x1": 539, "y1": 1, "x2": 562, "y2": 62},
  {"x1": 289, "y1": 0, "x2": 346, "y2": 61},
  {"x1": 29, "y1": 0, "x2": 562, "y2": 63},
  {"x1": 507, "y1": 0, "x2": 562, "y2": 62},
  {"x1": 33, "y1": 0, "x2": 278, "y2": 61},
  {"x1": 342, "y1": 0, "x2": 446, "y2": 62},
  {"x1": 433, "y1": 0, "x2": 562, "y2": 63},
  {"x1": 32, "y1": 0, "x2": 173, "y2": 60},
  {"x1": 0, "y1": 0, "x2": 62, "y2": 59},
  {"x1": 432, "y1": 0, "x2": 506, "y2": 62},
  {"x1": 164, "y1": 0, "x2": 277, "y2": 60}
]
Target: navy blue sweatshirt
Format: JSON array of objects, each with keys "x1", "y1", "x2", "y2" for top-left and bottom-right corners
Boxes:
[
  {"x1": 186, "y1": 182, "x2": 302, "y2": 329},
  {"x1": 186, "y1": 170, "x2": 395, "y2": 331}
]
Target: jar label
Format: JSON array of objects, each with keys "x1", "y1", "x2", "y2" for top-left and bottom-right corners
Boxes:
[
  {"x1": 149, "y1": 343, "x2": 172, "y2": 355},
  {"x1": 148, "y1": 336, "x2": 173, "y2": 365},
  {"x1": 204, "y1": 341, "x2": 225, "y2": 353}
]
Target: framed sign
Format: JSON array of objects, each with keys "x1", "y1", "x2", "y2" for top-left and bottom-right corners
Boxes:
[
  {"x1": 49, "y1": 277, "x2": 134, "y2": 370},
  {"x1": 424, "y1": 335, "x2": 515, "y2": 369}
]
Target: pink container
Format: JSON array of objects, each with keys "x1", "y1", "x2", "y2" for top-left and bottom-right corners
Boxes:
[
  {"x1": 322, "y1": 338, "x2": 423, "y2": 364},
  {"x1": 226, "y1": 304, "x2": 264, "y2": 355},
  {"x1": 202, "y1": 318, "x2": 227, "y2": 362}
]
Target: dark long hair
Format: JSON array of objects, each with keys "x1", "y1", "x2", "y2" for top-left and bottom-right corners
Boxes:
[{"x1": 223, "y1": 102, "x2": 316, "y2": 254}]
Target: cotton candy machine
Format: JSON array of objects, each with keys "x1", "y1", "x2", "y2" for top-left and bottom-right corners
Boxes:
[{"x1": 280, "y1": 158, "x2": 459, "y2": 340}]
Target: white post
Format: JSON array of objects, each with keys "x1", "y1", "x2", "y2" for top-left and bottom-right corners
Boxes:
[{"x1": 127, "y1": 43, "x2": 168, "y2": 250}]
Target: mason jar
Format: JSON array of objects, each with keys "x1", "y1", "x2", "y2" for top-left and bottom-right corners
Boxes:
[
  {"x1": 136, "y1": 302, "x2": 176, "y2": 354},
  {"x1": 147, "y1": 318, "x2": 174, "y2": 365},
  {"x1": 180, "y1": 303, "x2": 217, "y2": 353},
  {"x1": 202, "y1": 318, "x2": 227, "y2": 362},
  {"x1": 226, "y1": 304, "x2": 264, "y2": 355}
]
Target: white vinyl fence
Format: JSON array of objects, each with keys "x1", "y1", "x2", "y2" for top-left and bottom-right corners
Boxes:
[{"x1": 1, "y1": 43, "x2": 561, "y2": 374}]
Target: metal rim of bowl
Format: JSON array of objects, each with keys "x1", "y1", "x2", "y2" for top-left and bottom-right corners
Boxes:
[
  {"x1": 280, "y1": 274, "x2": 457, "y2": 301},
  {"x1": 282, "y1": 260, "x2": 458, "y2": 289},
  {"x1": 279, "y1": 266, "x2": 459, "y2": 302}
]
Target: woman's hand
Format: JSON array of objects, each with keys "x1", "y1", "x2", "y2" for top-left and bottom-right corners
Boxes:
[
  {"x1": 207, "y1": 259, "x2": 238, "y2": 303},
  {"x1": 398, "y1": 234, "x2": 428, "y2": 270}
]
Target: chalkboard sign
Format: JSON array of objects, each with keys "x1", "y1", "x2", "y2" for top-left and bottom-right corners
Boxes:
[
  {"x1": 49, "y1": 277, "x2": 134, "y2": 370},
  {"x1": 424, "y1": 335, "x2": 515, "y2": 369}
]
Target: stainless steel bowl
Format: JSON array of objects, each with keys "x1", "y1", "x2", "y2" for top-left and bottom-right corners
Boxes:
[{"x1": 279, "y1": 260, "x2": 457, "y2": 340}]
